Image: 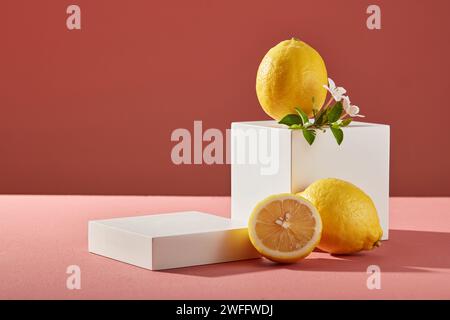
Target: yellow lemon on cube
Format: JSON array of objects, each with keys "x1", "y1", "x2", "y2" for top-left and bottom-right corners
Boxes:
[{"x1": 256, "y1": 38, "x2": 328, "y2": 120}]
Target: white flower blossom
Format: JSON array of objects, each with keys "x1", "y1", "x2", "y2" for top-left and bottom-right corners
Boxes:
[
  {"x1": 342, "y1": 96, "x2": 365, "y2": 117},
  {"x1": 323, "y1": 78, "x2": 347, "y2": 102}
]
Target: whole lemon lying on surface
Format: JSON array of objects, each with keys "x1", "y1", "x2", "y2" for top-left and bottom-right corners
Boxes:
[
  {"x1": 299, "y1": 178, "x2": 383, "y2": 254},
  {"x1": 256, "y1": 38, "x2": 328, "y2": 120}
]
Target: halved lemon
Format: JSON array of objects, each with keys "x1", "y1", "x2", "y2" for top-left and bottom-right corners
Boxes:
[{"x1": 248, "y1": 194, "x2": 322, "y2": 263}]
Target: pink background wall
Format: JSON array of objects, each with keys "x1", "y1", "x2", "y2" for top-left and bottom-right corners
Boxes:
[{"x1": 1, "y1": 0, "x2": 450, "y2": 196}]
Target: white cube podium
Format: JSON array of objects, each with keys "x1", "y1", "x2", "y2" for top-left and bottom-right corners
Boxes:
[
  {"x1": 231, "y1": 120, "x2": 390, "y2": 240},
  {"x1": 89, "y1": 212, "x2": 259, "y2": 270}
]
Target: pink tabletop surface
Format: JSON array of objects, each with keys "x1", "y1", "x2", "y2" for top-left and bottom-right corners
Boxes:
[{"x1": 1, "y1": 195, "x2": 449, "y2": 300}]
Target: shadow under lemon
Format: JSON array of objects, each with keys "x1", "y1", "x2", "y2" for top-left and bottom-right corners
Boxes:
[{"x1": 162, "y1": 230, "x2": 450, "y2": 277}]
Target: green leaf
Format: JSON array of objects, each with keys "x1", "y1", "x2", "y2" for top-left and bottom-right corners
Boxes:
[
  {"x1": 279, "y1": 114, "x2": 302, "y2": 126},
  {"x1": 314, "y1": 108, "x2": 328, "y2": 125},
  {"x1": 295, "y1": 107, "x2": 309, "y2": 125},
  {"x1": 330, "y1": 127, "x2": 344, "y2": 145},
  {"x1": 327, "y1": 101, "x2": 343, "y2": 123},
  {"x1": 289, "y1": 124, "x2": 303, "y2": 130},
  {"x1": 302, "y1": 128, "x2": 316, "y2": 145},
  {"x1": 341, "y1": 118, "x2": 352, "y2": 127},
  {"x1": 331, "y1": 122, "x2": 341, "y2": 129}
]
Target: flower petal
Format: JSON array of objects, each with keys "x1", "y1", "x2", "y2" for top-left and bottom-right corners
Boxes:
[
  {"x1": 342, "y1": 96, "x2": 351, "y2": 109},
  {"x1": 324, "y1": 86, "x2": 334, "y2": 98},
  {"x1": 335, "y1": 87, "x2": 347, "y2": 96},
  {"x1": 347, "y1": 105, "x2": 364, "y2": 117},
  {"x1": 332, "y1": 91, "x2": 344, "y2": 102},
  {"x1": 328, "y1": 78, "x2": 336, "y2": 90}
]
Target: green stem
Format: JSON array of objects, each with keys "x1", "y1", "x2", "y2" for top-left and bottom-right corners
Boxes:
[{"x1": 324, "y1": 96, "x2": 334, "y2": 109}]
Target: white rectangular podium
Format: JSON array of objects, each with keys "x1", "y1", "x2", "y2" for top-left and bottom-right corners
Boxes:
[{"x1": 89, "y1": 211, "x2": 259, "y2": 270}]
